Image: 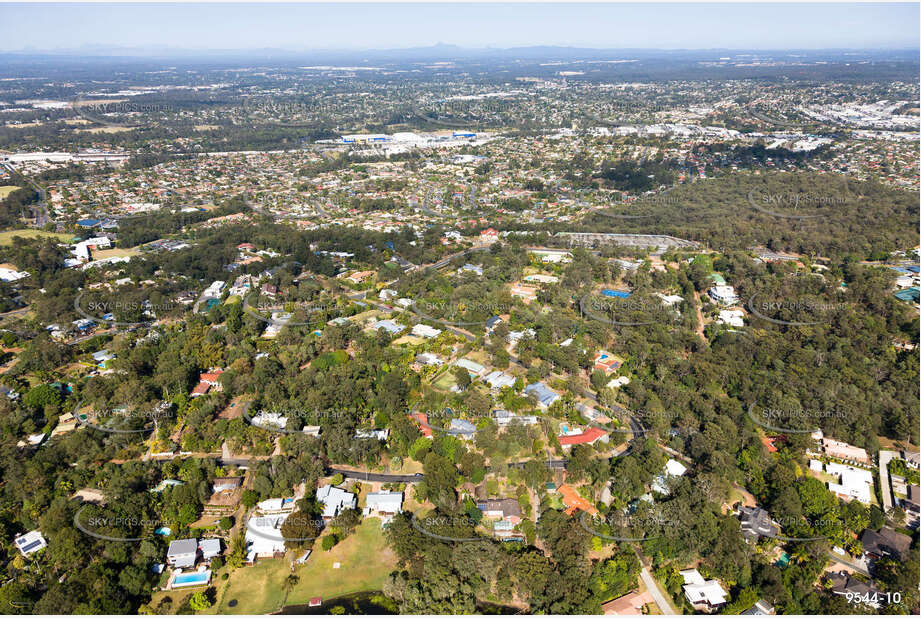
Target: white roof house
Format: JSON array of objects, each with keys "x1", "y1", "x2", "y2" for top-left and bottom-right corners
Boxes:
[
  {"x1": 665, "y1": 459, "x2": 688, "y2": 476},
  {"x1": 718, "y1": 309, "x2": 745, "y2": 328},
  {"x1": 244, "y1": 513, "x2": 290, "y2": 560},
  {"x1": 658, "y1": 293, "x2": 685, "y2": 307},
  {"x1": 484, "y1": 371, "x2": 516, "y2": 390},
  {"x1": 455, "y1": 358, "x2": 486, "y2": 376},
  {"x1": 411, "y1": 323, "x2": 442, "y2": 339},
  {"x1": 826, "y1": 462, "x2": 874, "y2": 504},
  {"x1": 708, "y1": 285, "x2": 739, "y2": 305},
  {"x1": 355, "y1": 428, "x2": 389, "y2": 441},
  {"x1": 363, "y1": 491, "x2": 403, "y2": 523},
  {"x1": 198, "y1": 538, "x2": 221, "y2": 560},
  {"x1": 681, "y1": 569, "x2": 727, "y2": 610},
  {"x1": 369, "y1": 319, "x2": 404, "y2": 335},
  {"x1": 14, "y1": 530, "x2": 46, "y2": 556},
  {"x1": 0, "y1": 267, "x2": 29, "y2": 282},
  {"x1": 166, "y1": 538, "x2": 199, "y2": 568},
  {"x1": 652, "y1": 459, "x2": 688, "y2": 494},
  {"x1": 316, "y1": 485, "x2": 357, "y2": 519}
]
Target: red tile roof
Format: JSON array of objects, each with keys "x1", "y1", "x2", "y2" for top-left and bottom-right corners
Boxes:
[
  {"x1": 558, "y1": 427, "x2": 607, "y2": 446},
  {"x1": 410, "y1": 413, "x2": 433, "y2": 438}
]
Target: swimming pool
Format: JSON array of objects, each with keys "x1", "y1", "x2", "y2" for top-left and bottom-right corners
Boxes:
[
  {"x1": 173, "y1": 570, "x2": 211, "y2": 587},
  {"x1": 154, "y1": 527, "x2": 171, "y2": 536},
  {"x1": 601, "y1": 289, "x2": 630, "y2": 298}
]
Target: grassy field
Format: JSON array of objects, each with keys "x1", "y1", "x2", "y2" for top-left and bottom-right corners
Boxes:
[
  {"x1": 0, "y1": 186, "x2": 19, "y2": 199},
  {"x1": 432, "y1": 370, "x2": 458, "y2": 391},
  {"x1": 0, "y1": 229, "x2": 72, "y2": 246},
  {"x1": 210, "y1": 518, "x2": 396, "y2": 614},
  {"x1": 92, "y1": 247, "x2": 140, "y2": 259},
  {"x1": 212, "y1": 559, "x2": 289, "y2": 614},
  {"x1": 284, "y1": 518, "x2": 397, "y2": 608}
]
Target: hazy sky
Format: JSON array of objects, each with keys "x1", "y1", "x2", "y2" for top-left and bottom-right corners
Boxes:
[{"x1": 0, "y1": 3, "x2": 918, "y2": 52}]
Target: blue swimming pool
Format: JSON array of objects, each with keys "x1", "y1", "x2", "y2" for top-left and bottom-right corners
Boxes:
[
  {"x1": 173, "y1": 571, "x2": 211, "y2": 587},
  {"x1": 154, "y1": 527, "x2": 171, "y2": 536},
  {"x1": 601, "y1": 289, "x2": 630, "y2": 298}
]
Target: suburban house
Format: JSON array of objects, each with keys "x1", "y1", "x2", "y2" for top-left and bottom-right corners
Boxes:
[
  {"x1": 455, "y1": 358, "x2": 487, "y2": 377},
  {"x1": 558, "y1": 427, "x2": 609, "y2": 449},
  {"x1": 811, "y1": 430, "x2": 870, "y2": 464},
  {"x1": 479, "y1": 228, "x2": 499, "y2": 242},
  {"x1": 411, "y1": 323, "x2": 442, "y2": 339},
  {"x1": 681, "y1": 569, "x2": 728, "y2": 612},
  {"x1": 476, "y1": 498, "x2": 522, "y2": 524},
  {"x1": 492, "y1": 409, "x2": 538, "y2": 427},
  {"x1": 741, "y1": 599, "x2": 776, "y2": 615},
  {"x1": 409, "y1": 412, "x2": 434, "y2": 437},
  {"x1": 485, "y1": 316, "x2": 503, "y2": 333},
  {"x1": 369, "y1": 319, "x2": 404, "y2": 335},
  {"x1": 524, "y1": 382, "x2": 560, "y2": 409},
  {"x1": 484, "y1": 370, "x2": 516, "y2": 390},
  {"x1": 355, "y1": 428, "x2": 389, "y2": 441},
  {"x1": 825, "y1": 462, "x2": 874, "y2": 504},
  {"x1": 14, "y1": 530, "x2": 47, "y2": 557},
  {"x1": 166, "y1": 538, "x2": 199, "y2": 569},
  {"x1": 593, "y1": 350, "x2": 621, "y2": 374},
  {"x1": 244, "y1": 513, "x2": 290, "y2": 562},
  {"x1": 414, "y1": 352, "x2": 444, "y2": 367},
  {"x1": 558, "y1": 484, "x2": 599, "y2": 517},
  {"x1": 212, "y1": 476, "x2": 243, "y2": 493},
  {"x1": 860, "y1": 527, "x2": 912, "y2": 561},
  {"x1": 707, "y1": 284, "x2": 739, "y2": 305},
  {"x1": 448, "y1": 418, "x2": 477, "y2": 440},
  {"x1": 601, "y1": 590, "x2": 654, "y2": 615},
  {"x1": 827, "y1": 572, "x2": 882, "y2": 609},
  {"x1": 257, "y1": 497, "x2": 296, "y2": 515},
  {"x1": 652, "y1": 459, "x2": 688, "y2": 495},
  {"x1": 509, "y1": 283, "x2": 538, "y2": 303},
  {"x1": 344, "y1": 270, "x2": 374, "y2": 284},
  {"x1": 191, "y1": 369, "x2": 224, "y2": 398},
  {"x1": 718, "y1": 309, "x2": 745, "y2": 328},
  {"x1": 316, "y1": 485, "x2": 357, "y2": 520},
  {"x1": 198, "y1": 538, "x2": 221, "y2": 561},
  {"x1": 739, "y1": 506, "x2": 776, "y2": 542},
  {"x1": 363, "y1": 491, "x2": 403, "y2": 524}
]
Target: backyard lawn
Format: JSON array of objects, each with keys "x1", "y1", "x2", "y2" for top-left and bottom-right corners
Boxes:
[
  {"x1": 210, "y1": 518, "x2": 396, "y2": 614},
  {"x1": 0, "y1": 229, "x2": 72, "y2": 246},
  {"x1": 212, "y1": 559, "x2": 289, "y2": 614},
  {"x1": 284, "y1": 518, "x2": 397, "y2": 607}
]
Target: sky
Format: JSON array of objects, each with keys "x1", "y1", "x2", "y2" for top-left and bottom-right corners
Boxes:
[{"x1": 0, "y1": 3, "x2": 918, "y2": 52}]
